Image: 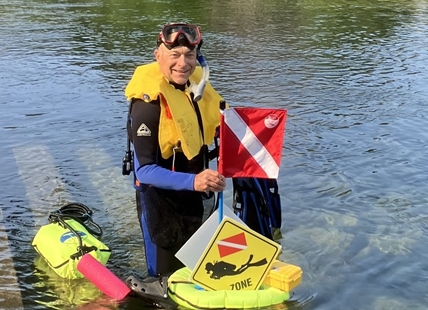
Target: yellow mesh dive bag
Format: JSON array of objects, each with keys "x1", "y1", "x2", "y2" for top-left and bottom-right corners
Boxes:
[{"x1": 32, "y1": 203, "x2": 111, "y2": 279}]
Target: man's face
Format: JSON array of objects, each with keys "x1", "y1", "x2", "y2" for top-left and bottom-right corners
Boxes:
[{"x1": 155, "y1": 44, "x2": 197, "y2": 85}]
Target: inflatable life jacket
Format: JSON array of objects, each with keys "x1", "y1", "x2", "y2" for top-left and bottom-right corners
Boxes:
[{"x1": 125, "y1": 62, "x2": 223, "y2": 161}]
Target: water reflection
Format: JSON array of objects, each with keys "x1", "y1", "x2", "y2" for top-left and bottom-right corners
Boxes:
[{"x1": 1, "y1": 0, "x2": 428, "y2": 309}]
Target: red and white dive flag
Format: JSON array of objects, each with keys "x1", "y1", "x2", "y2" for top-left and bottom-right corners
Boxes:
[{"x1": 219, "y1": 107, "x2": 287, "y2": 179}]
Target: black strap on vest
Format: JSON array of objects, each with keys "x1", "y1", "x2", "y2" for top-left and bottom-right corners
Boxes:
[
  {"x1": 190, "y1": 94, "x2": 205, "y2": 141},
  {"x1": 122, "y1": 100, "x2": 135, "y2": 175},
  {"x1": 206, "y1": 100, "x2": 226, "y2": 161},
  {"x1": 190, "y1": 97, "x2": 210, "y2": 169}
]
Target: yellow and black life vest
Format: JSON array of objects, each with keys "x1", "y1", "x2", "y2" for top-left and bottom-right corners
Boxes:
[{"x1": 125, "y1": 62, "x2": 223, "y2": 160}]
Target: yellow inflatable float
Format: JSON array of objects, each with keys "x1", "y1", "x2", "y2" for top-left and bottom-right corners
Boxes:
[{"x1": 167, "y1": 261, "x2": 302, "y2": 309}]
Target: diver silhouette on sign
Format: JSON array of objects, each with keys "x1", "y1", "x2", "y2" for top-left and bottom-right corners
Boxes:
[{"x1": 205, "y1": 254, "x2": 267, "y2": 279}]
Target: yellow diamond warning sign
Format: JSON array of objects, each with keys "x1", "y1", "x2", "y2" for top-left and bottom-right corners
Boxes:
[{"x1": 189, "y1": 217, "x2": 281, "y2": 291}]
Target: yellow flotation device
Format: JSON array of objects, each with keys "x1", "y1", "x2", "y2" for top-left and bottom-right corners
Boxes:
[{"x1": 167, "y1": 267, "x2": 290, "y2": 309}]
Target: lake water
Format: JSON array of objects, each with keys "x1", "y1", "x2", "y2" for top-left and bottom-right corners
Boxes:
[{"x1": 1, "y1": 0, "x2": 428, "y2": 309}]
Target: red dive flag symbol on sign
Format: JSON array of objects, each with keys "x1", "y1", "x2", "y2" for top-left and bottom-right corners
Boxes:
[
  {"x1": 219, "y1": 107, "x2": 287, "y2": 179},
  {"x1": 217, "y1": 232, "x2": 247, "y2": 258}
]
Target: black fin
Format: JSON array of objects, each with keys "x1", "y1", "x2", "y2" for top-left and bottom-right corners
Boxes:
[
  {"x1": 126, "y1": 275, "x2": 177, "y2": 309},
  {"x1": 232, "y1": 178, "x2": 283, "y2": 241}
]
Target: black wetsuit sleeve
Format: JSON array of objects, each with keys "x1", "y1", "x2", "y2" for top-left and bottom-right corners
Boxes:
[{"x1": 130, "y1": 98, "x2": 160, "y2": 168}]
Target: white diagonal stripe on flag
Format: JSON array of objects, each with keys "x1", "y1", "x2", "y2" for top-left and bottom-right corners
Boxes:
[
  {"x1": 224, "y1": 109, "x2": 279, "y2": 178},
  {"x1": 217, "y1": 240, "x2": 248, "y2": 250}
]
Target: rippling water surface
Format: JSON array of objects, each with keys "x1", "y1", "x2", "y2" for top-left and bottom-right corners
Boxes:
[{"x1": 1, "y1": 0, "x2": 428, "y2": 309}]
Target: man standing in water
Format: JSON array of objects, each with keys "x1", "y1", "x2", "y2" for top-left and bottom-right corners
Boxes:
[{"x1": 124, "y1": 23, "x2": 226, "y2": 276}]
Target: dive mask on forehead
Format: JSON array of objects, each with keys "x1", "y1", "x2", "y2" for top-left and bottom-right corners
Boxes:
[{"x1": 157, "y1": 23, "x2": 202, "y2": 49}]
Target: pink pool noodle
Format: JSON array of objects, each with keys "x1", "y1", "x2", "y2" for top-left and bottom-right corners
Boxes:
[{"x1": 77, "y1": 253, "x2": 131, "y2": 300}]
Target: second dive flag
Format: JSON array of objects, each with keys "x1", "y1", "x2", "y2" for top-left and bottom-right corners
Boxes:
[{"x1": 217, "y1": 232, "x2": 247, "y2": 258}]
